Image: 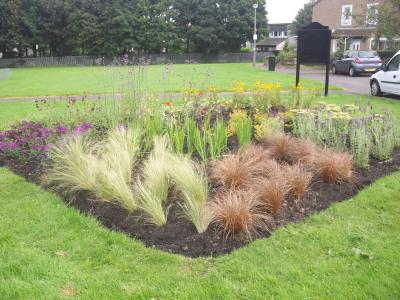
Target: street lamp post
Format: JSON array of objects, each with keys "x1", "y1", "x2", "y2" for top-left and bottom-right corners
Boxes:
[{"x1": 252, "y1": 3, "x2": 258, "y2": 67}]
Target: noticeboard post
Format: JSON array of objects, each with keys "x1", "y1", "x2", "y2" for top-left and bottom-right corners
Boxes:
[{"x1": 296, "y1": 22, "x2": 332, "y2": 96}]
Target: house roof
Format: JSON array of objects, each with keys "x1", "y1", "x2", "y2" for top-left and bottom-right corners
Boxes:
[
  {"x1": 269, "y1": 23, "x2": 290, "y2": 32},
  {"x1": 257, "y1": 37, "x2": 286, "y2": 47},
  {"x1": 333, "y1": 28, "x2": 375, "y2": 38}
]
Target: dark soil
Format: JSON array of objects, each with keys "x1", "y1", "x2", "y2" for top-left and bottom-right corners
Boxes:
[{"x1": 1, "y1": 149, "x2": 400, "y2": 258}]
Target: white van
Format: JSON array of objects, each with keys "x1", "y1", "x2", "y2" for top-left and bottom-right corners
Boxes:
[{"x1": 370, "y1": 50, "x2": 400, "y2": 96}]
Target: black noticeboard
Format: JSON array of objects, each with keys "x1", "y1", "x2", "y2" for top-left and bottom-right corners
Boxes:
[{"x1": 296, "y1": 22, "x2": 332, "y2": 96}]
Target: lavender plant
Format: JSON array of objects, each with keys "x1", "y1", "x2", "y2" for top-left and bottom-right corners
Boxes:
[
  {"x1": 369, "y1": 113, "x2": 397, "y2": 161},
  {"x1": 349, "y1": 119, "x2": 370, "y2": 169}
]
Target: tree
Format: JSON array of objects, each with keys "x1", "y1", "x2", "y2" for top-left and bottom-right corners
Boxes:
[
  {"x1": 289, "y1": 1, "x2": 315, "y2": 34},
  {"x1": 374, "y1": 0, "x2": 400, "y2": 50},
  {"x1": 0, "y1": 0, "x2": 21, "y2": 58},
  {"x1": 352, "y1": 0, "x2": 400, "y2": 50}
]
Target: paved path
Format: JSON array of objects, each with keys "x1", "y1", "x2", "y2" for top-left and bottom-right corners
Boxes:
[{"x1": 276, "y1": 67, "x2": 371, "y2": 95}]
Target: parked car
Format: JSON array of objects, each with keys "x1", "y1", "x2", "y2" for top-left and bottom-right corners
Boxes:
[
  {"x1": 332, "y1": 50, "x2": 382, "y2": 77},
  {"x1": 370, "y1": 50, "x2": 400, "y2": 97}
]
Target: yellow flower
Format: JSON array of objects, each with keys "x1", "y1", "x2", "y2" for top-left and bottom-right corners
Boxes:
[{"x1": 233, "y1": 81, "x2": 246, "y2": 93}]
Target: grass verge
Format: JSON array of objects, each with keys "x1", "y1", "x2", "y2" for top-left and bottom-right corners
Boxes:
[{"x1": 0, "y1": 64, "x2": 330, "y2": 98}]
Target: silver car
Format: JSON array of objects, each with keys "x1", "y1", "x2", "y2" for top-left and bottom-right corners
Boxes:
[{"x1": 332, "y1": 50, "x2": 382, "y2": 77}]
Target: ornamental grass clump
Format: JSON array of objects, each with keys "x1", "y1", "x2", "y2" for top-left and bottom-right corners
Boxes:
[
  {"x1": 313, "y1": 148, "x2": 353, "y2": 184},
  {"x1": 209, "y1": 144, "x2": 270, "y2": 189},
  {"x1": 283, "y1": 164, "x2": 313, "y2": 201},
  {"x1": 166, "y1": 153, "x2": 212, "y2": 233},
  {"x1": 135, "y1": 136, "x2": 170, "y2": 225},
  {"x1": 286, "y1": 138, "x2": 317, "y2": 165},
  {"x1": 45, "y1": 126, "x2": 142, "y2": 212},
  {"x1": 210, "y1": 191, "x2": 271, "y2": 239},
  {"x1": 44, "y1": 134, "x2": 98, "y2": 194},
  {"x1": 255, "y1": 175, "x2": 290, "y2": 214},
  {"x1": 261, "y1": 132, "x2": 292, "y2": 161},
  {"x1": 100, "y1": 126, "x2": 142, "y2": 183}
]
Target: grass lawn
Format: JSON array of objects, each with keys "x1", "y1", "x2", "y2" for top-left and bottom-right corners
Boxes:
[
  {"x1": 0, "y1": 64, "x2": 330, "y2": 98},
  {"x1": 1, "y1": 167, "x2": 399, "y2": 299},
  {"x1": 1, "y1": 92, "x2": 400, "y2": 298}
]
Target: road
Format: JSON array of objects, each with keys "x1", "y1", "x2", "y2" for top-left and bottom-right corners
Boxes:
[{"x1": 277, "y1": 67, "x2": 371, "y2": 95}]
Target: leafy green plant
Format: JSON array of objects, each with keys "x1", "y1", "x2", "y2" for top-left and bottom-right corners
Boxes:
[
  {"x1": 207, "y1": 119, "x2": 228, "y2": 160},
  {"x1": 184, "y1": 116, "x2": 197, "y2": 156},
  {"x1": 167, "y1": 118, "x2": 185, "y2": 155},
  {"x1": 193, "y1": 127, "x2": 208, "y2": 162},
  {"x1": 235, "y1": 116, "x2": 252, "y2": 149},
  {"x1": 144, "y1": 111, "x2": 164, "y2": 151}
]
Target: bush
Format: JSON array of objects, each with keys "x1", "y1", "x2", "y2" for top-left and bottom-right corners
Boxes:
[{"x1": 313, "y1": 148, "x2": 353, "y2": 184}]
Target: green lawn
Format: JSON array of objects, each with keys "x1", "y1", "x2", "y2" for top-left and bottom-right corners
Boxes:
[
  {"x1": 0, "y1": 64, "x2": 329, "y2": 98},
  {"x1": 1, "y1": 168, "x2": 399, "y2": 299}
]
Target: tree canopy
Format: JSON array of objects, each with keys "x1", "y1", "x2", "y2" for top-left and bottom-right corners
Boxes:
[
  {"x1": 0, "y1": 0, "x2": 268, "y2": 58},
  {"x1": 289, "y1": 0, "x2": 315, "y2": 34}
]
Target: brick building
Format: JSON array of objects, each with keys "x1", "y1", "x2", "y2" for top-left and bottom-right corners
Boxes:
[{"x1": 312, "y1": 0, "x2": 392, "y2": 52}]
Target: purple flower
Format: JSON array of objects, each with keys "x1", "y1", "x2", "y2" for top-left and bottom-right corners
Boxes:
[
  {"x1": 39, "y1": 128, "x2": 52, "y2": 139},
  {"x1": 0, "y1": 141, "x2": 19, "y2": 152},
  {"x1": 72, "y1": 122, "x2": 92, "y2": 136},
  {"x1": 56, "y1": 124, "x2": 68, "y2": 135},
  {"x1": 0, "y1": 131, "x2": 5, "y2": 141},
  {"x1": 31, "y1": 144, "x2": 52, "y2": 153}
]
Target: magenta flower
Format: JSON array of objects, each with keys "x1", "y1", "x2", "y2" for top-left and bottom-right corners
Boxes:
[
  {"x1": 72, "y1": 122, "x2": 92, "y2": 136},
  {"x1": 0, "y1": 141, "x2": 19, "y2": 152},
  {"x1": 56, "y1": 124, "x2": 68, "y2": 135}
]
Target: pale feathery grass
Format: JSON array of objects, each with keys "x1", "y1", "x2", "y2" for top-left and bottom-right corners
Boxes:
[
  {"x1": 135, "y1": 179, "x2": 168, "y2": 225},
  {"x1": 43, "y1": 135, "x2": 98, "y2": 193},
  {"x1": 135, "y1": 136, "x2": 170, "y2": 225},
  {"x1": 166, "y1": 153, "x2": 212, "y2": 233},
  {"x1": 45, "y1": 127, "x2": 142, "y2": 212},
  {"x1": 95, "y1": 162, "x2": 136, "y2": 212},
  {"x1": 100, "y1": 126, "x2": 142, "y2": 183}
]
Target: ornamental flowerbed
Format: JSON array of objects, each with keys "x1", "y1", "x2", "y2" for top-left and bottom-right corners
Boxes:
[{"x1": 1, "y1": 83, "x2": 399, "y2": 257}]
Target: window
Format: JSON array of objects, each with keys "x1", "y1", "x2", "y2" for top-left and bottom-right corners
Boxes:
[
  {"x1": 284, "y1": 31, "x2": 288, "y2": 36},
  {"x1": 366, "y1": 3, "x2": 379, "y2": 26},
  {"x1": 387, "y1": 55, "x2": 400, "y2": 72},
  {"x1": 341, "y1": 5, "x2": 353, "y2": 26}
]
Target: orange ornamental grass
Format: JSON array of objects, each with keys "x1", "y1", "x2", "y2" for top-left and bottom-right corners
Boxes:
[
  {"x1": 283, "y1": 164, "x2": 313, "y2": 201},
  {"x1": 210, "y1": 144, "x2": 271, "y2": 189},
  {"x1": 210, "y1": 191, "x2": 271, "y2": 239},
  {"x1": 286, "y1": 138, "x2": 318, "y2": 165},
  {"x1": 262, "y1": 132, "x2": 292, "y2": 161},
  {"x1": 254, "y1": 175, "x2": 290, "y2": 214},
  {"x1": 313, "y1": 148, "x2": 353, "y2": 183}
]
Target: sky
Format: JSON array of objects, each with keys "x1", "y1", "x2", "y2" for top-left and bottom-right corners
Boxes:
[{"x1": 266, "y1": 0, "x2": 310, "y2": 23}]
